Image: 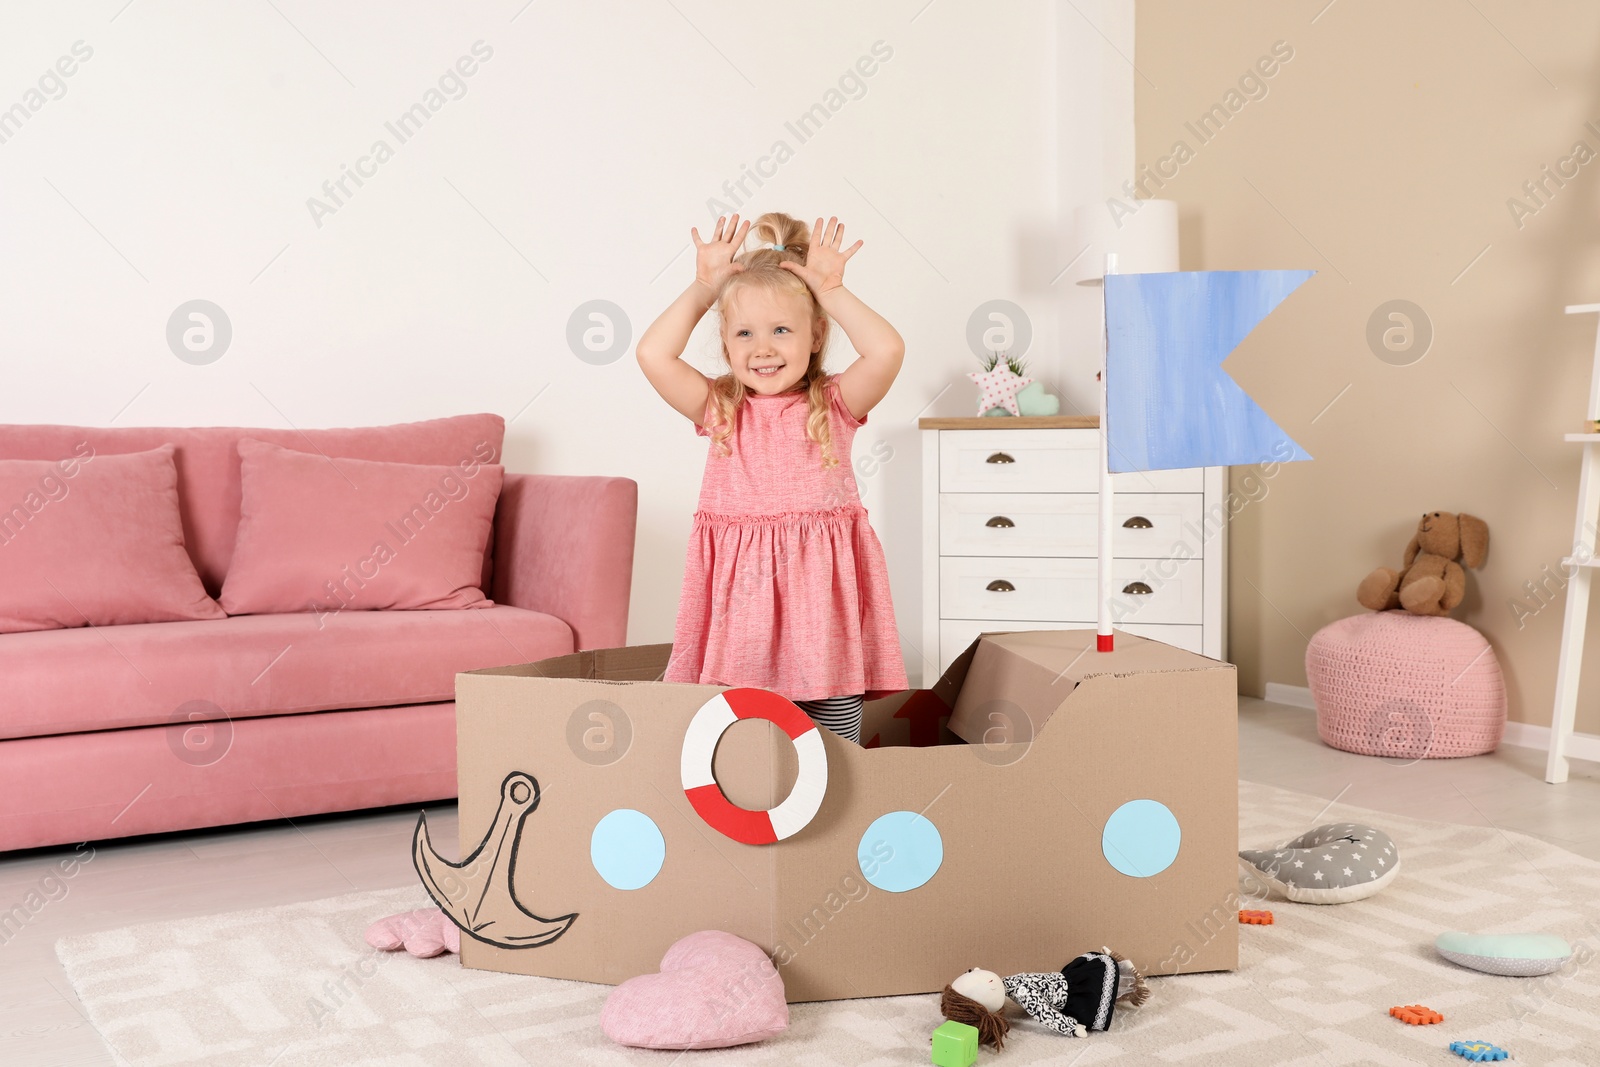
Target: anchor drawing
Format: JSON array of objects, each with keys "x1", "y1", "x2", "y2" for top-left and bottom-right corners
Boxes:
[{"x1": 412, "y1": 770, "x2": 578, "y2": 949}]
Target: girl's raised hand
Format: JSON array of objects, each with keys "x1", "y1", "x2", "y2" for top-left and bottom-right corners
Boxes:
[
  {"x1": 691, "y1": 214, "x2": 751, "y2": 292},
  {"x1": 780, "y1": 216, "x2": 862, "y2": 295}
]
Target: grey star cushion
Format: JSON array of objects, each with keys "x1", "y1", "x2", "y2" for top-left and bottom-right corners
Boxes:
[{"x1": 1238, "y1": 822, "x2": 1400, "y2": 904}]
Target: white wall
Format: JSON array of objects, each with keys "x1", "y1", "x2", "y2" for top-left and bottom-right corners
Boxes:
[{"x1": 0, "y1": 1, "x2": 1133, "y2": 680}]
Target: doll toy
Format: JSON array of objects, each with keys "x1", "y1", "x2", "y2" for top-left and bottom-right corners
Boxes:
[{"x1": 939, "y1": 948, "x2": 1150, "y2": 1047}]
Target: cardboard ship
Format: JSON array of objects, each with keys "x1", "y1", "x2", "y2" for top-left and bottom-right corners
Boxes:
[{"x1": 424, "y1": 628, "x2": 1238, "y2": 1002}]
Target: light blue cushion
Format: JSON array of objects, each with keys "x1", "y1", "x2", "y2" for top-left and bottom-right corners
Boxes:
[{"x1": 1435, "y1": 932, "x2": 1572, "y2": 976}]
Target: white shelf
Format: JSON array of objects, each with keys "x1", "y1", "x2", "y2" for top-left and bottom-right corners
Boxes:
[{"x1": 1547, "y1": 305, "x2": 1600, "y2": 783}]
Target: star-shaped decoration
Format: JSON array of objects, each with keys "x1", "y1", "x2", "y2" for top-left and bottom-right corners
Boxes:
[
  {"x1": 1343, "y1": 868, "x2": 1353, "y2": 877},
  {"x1": 1322, "y1": 854, "x2": 1333, "y2": 862},
  {"x1": 1293, "y1": 860, "x2": 1304, "y2": 868},
  {"x1": 968, "y1": 364, "x2": 1035, "y2": 416},
  {"x1": 1313, "y1": 871, "x2": 1324, "y2": 880},
  {"x1": 1378, "y1": 857, "x2": 1386, "y2": 866}
]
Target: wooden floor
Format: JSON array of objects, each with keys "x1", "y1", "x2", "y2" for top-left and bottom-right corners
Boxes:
[
  {"x1": 1237, "y1": 697, "x2": 1600, "y2": 860},
  {"x1": 3, "y1": 698, "x2": 1597, "y2": 1066}
]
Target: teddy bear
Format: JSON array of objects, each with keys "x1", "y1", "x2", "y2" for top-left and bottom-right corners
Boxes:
[{"x1": 1357, "y1": 511, "x2": 1489, "y2": 617}]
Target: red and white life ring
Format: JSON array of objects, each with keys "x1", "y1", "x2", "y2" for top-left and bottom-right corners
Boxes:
[{"x1": 680, "y1": 688, "x2": 829, "y2": 845}]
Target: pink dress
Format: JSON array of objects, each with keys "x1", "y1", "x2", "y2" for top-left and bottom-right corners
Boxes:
[{"x1": 664, "y1": 373, "x2": 909, "y2": 702}]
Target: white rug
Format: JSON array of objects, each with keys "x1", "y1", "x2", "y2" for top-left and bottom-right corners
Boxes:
[{"x1": 57, "y1": 781, "x2": 1600, "y2": 1066}]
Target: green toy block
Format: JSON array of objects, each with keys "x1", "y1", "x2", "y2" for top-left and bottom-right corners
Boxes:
[{"x1": 931, "y1": 1019, "x2": 979, "y2": 1067}]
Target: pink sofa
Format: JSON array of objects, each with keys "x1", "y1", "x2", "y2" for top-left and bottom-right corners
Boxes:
[{"x1": 0, "y1": 414, "x2": 637, "y2": 852}]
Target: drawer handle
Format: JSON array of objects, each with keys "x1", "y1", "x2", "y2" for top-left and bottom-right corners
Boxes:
[
  {"x1": 985, "y1": 451, "x2": 1015, "y2": 464},
  {"x1": 1122, "y1": 581, "x2": 1154, "y2": 595},
  {"x1": 1122, "y1": 515, "x2": 1153, "y2": 529},
  {"x1": 985, "y1": 515, "x2": 1015, "y2": 528},
  {"x1": 986, "y1": 579, "x2": 1015, "y2": 592}
]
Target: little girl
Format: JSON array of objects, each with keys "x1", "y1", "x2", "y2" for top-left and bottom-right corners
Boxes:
[{"x1": 637, "y1": 211, "x2": 909, "y2": 743}]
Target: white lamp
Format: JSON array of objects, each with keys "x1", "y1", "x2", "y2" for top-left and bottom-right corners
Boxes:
[{"x1": 1071, "y1": 199, "x2": 1180, "y2": 285}]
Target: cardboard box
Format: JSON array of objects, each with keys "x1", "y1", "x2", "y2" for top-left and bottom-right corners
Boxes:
[{"x1": 436, "y1": 629, "x2": 1238, "y2": 1002}]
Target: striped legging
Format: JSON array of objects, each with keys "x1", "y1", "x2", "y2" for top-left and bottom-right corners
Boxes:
[{"x1": 793, "y1": 694, "x2": 865, "y2": 744}]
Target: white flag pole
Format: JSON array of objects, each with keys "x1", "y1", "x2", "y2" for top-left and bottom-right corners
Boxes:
[{"x1": 1097, "y1": 252, "x2": 1117, "y2": 653}]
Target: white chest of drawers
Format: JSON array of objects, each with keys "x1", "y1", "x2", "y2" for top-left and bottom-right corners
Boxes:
[{"x1": 919, "y1": 417, "x2": 1228, "y2": 683}]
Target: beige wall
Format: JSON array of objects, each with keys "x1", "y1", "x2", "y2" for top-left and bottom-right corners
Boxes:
[{"x1": 1135, "y1": 1, "x2": 1600, "y2": 733}]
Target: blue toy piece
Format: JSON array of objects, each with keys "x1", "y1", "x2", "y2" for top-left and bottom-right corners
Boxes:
[
  {"x1": 1448, "y1": 1040, "x2": 1509, "y2": 1062},
  {"x1": 931, "y1": 1019, "x2": 979, "y2": 1067}
]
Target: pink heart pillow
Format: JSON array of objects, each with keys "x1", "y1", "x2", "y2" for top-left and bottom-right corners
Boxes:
[{"x1": 601, "y1": 931, "x2": 789, "y2": 1050}]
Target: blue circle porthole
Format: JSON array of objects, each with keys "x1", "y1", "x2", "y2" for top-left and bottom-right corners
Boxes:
[
  {"x1": 590, "y1": 809, "x2": 666, "y2": 890},
  {"x1": 1102, "y1": 799, "x2": 1181, "y2": 877},
  {"x1": 858, "y1": 811, "x2": 944, "y2": 892}
]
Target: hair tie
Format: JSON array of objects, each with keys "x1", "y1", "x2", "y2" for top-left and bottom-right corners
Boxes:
[{"x1": 769, "y1": 242, "x2": 785, "y2": 252}]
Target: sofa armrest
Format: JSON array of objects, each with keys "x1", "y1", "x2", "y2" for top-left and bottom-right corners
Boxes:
[{"x1": 491, "y1": 473, "x2": 638, "y2": 651}]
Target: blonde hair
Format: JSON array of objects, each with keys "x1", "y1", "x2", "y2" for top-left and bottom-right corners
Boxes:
[{"x1": 703, "y1": 212, "x2": 837, "y2": 470}]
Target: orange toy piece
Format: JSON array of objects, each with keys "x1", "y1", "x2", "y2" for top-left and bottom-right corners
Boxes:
[
  {"x1": 1389, "y1": 1005, "x2": 1444, "y2": 1025},
  {"x1": 1238, "y1": 910, "x2": 1275, "y2": 925}
]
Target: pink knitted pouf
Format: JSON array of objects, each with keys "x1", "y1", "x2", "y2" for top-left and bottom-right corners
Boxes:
[{"x1": 1305, "y1": 611, "x2": 1506, "y2": 758}]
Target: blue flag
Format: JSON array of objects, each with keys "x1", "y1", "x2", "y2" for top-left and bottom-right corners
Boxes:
[{"x1": 1104, "y1": 270, "x2": 1314, "y2": 473}]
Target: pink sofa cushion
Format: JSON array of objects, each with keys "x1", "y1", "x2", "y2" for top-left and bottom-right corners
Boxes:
[
  {"x1": 0, "y1": 605, "x2": 571, "y2": 741},
  {"x1": 0, "y1": 445, "x2": 225, "y2": 634},
  {"x1": 0, "y1": 415, "x2": 505, "y2": 595},
  {"x1": 220, "y1": 439, "x2": 504, "y2": 616}
]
